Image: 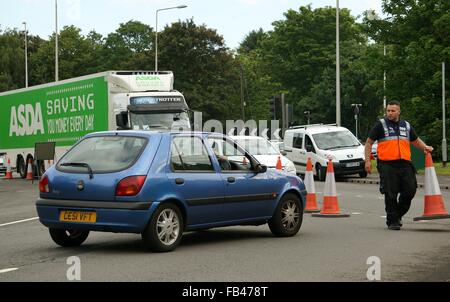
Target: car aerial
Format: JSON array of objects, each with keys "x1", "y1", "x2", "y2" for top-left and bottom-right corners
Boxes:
[
  {"x1": 36, "y1": 131, "x2": 306, "y2": 252},
  {"x1": 230, "y1": 135, "x2": 297, "y2": 175},
  {"x1": 284, "y1": 124, "x2": 367, "y2": 181}
]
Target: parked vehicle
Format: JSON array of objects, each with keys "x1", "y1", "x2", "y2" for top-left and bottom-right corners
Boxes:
[
  {"x1": 0, "y1": 153, "x2": 6, "y2": 175},
  {"x1": 231, "y1": 136, "x2": 296, "y2": 175},
  {"x1": 36, "y1": 131, "x2": 306, "y2": 252},
  {"x1": 0, "y1": 71, "x2": 190, "y2": 178},
  {"x1": 284, "y1": 124, "x2": 367, "y2": 181}
]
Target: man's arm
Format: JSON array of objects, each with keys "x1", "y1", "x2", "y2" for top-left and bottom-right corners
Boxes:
[
  {"x1": 411, "y1": 138, "x2": 434, "y2": 153},
  {"x1": 364, "y1": 138, "x2": 375, "y2": 174}
]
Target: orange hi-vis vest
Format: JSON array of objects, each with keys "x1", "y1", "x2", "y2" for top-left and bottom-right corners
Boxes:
[{"x1": 377, "y1": 118, "x2": 412, "y2": 161}]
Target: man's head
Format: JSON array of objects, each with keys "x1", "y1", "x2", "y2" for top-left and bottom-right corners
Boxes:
[{"x1": 386, "y1": 101, "x2": 401, "y2": 122}]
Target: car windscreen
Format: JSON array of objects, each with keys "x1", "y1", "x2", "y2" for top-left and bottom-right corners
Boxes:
[
  {"x1": 57, "y1": 136, "x2": 147, "y2": 173},
  {"x1": 234, "y1": 138, "x2": 279, "y2": 155},
  {"x1": 312, "y1": 131, "x2": 360, "y2": 150}
]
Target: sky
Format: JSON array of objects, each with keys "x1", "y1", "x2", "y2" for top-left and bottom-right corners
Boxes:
[{"x1": 1, "y1": 0, "x2": 383, "y2": 50}]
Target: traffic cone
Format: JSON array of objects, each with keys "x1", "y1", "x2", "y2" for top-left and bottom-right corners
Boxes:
[
  {"x1": 414, "y1": 153, "x2": 450, "y2": 221},
  {"x1": 26, "y1": 159, "x2": 33, "y2": 180},
  {"x1": 304, "y1": 157, "x2": 320, "y2": 213},
  {"x1": 312, "y1": 159, "x2": 350, "y2": 218},
  {"x1": 5, "y1": 158, "x2": 13, "y2": 179},
  {"x1": 276, "y1": 156, "x2": 283, "y2": 171}
]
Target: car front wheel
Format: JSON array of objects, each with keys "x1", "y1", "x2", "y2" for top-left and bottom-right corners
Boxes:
[
  {"x1": 269, "y1": 193, "x2": 303, "y2": 237},
  {"x1": 49, "y1": 228, "x2": 89, "y2": 247},
  {"x1": 142, "y1": 203, "x2": 183, "y2": 252}
]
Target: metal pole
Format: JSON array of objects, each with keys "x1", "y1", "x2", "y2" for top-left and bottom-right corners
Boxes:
[
  {"x1": 336, "y1": 0, "x2": 341, "y2": 126},
  {"x1": 240, "y1": 64, "x2": 245, "y2": 120},
  {"x1": 23, "y1": 22, "x2": 28, "y2": 88},
  {"x1": 443, "y1": 62, "x2": 447, "y2": 167},
  {"x1": 155, "y1": 10, "x2": 158, "y2": 72},
  {"x1": 383, "y1": 45, "x2": 386, "y2": 110},
  {"x1": 281, "y1": 93, "x2": 286, "y2": 132},
  {"x1": 55, "y1": 0, "x2": 58, "y2": 82}
]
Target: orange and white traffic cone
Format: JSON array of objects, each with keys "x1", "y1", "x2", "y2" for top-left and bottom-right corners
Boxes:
[
  {"x1": 312, "y1": 159, "x2": 350, "y2": 218},
  {"x1": 414, "y1": 153, "x2": 450, "y2": 221},
  {"x1": 304, "y1": 157, "x2": 320, "y2": 213},
  {"x1": 25, "y1": 159, "x2": 33, "y2": 180},
  {"x1": 5, "y1": 158, "x2": 13, "y2": 179},
  {"x1": 276, "y1": 156, "x2": 283, "y2": 171}
]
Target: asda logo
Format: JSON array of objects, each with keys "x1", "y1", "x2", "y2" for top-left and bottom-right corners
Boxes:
[
  {"x1": 135, "y1": 76, "x2": 161, "y2": 81},
  {"x1": 9, "y1": 103, "x2": 45, "y2": 136}
]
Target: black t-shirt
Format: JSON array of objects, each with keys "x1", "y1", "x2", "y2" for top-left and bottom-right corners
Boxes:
[{"x1": 368, "y1": 120, "x2": 418, "y2": 142}]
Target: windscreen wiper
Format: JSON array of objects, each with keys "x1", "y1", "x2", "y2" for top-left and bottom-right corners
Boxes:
[{"x1": 60, "y1": 162, "x2": 94, "y2": 179}]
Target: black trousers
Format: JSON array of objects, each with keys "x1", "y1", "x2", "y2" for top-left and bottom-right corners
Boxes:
[{"x1": 377, "y1": 160, "x2": 418, "y2": 225}]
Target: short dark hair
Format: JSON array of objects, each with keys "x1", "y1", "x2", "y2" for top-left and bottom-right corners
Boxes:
[{"x1": 387, "y1": 100, "x2": 400, "y2": 107}]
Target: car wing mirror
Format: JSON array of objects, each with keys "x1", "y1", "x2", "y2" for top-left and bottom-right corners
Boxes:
[
  {"x1": 280, "y1": 150, "x2": 287, "y2": 156},
  {"x1": 255, "y1": 164, "x2": 267, "y2": 174}
]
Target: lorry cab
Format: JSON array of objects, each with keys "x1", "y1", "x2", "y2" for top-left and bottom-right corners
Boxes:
[{"x1": 284, "y1": 124, "x2": 367, "y2": 181}]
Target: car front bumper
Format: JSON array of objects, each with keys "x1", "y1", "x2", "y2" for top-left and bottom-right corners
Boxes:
[
  {"x1": 36, "y1": 198, "x2": 155, "y2": 233},
  {"x1": 332, "y1": 160, "x2": 365, "y2": 175}
]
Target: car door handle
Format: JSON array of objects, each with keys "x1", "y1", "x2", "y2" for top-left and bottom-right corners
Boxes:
[
  {"x1": 175, "y1": 178, "x2": 185, "y2": 185},
  {"x1": 227, "y1": 177, "x2": 236, "y2": 183}
]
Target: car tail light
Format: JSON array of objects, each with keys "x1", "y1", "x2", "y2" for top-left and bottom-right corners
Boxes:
[
  {"x1": 116, "y1": 176, "x2": 146, "y2": 196},
  {"x1": 39, "y1": 175, "x2": 49, "y2": 193}
]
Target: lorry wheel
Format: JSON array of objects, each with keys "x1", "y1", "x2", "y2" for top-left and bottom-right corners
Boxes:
[
  {"x1": 316, "y1": 164, "x2": 326, "y2": 181},
  {"x1": 49, "y1": 228, "x2": 89, "y2": 247},
  {"x1": 142, "y1": 203, "x2": 183, "y2": 252},
  {"x1": 17, "y1": 157, "x2": 26, "y2": 179},
  {"x1": 268, "y1": 193, "x2": 303, "y2": 237}
]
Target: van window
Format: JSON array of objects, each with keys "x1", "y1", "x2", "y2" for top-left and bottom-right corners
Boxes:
[
  {"x1": 312, "y1": 131, "x2": 360, "y2": 150},
  {"x1": 305, "y1": 135, "x2": 315, "y2": 153},
  {"x1": 293, "y1": 134, "x2": 303, "y2": 149}
]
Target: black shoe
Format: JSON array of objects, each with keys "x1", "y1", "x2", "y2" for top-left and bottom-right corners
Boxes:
[
  {"x1": 398, "y1": 218, "x2": 403, "y2": 227},
  {"x1": 388, "y1": 223, "x2": 401, "y2": 230}
]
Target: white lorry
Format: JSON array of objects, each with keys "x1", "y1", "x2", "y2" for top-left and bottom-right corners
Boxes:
[{"x1": 0, "y1": 71, "x2": 191, "y2": 178}]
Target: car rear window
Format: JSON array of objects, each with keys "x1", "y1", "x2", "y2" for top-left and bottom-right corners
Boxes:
[{"x1": 57, "y1": 136, "x2": 147, "y2": 173}]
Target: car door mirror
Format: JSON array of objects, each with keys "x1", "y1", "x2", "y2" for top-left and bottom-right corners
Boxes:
[
  {"x1": 306, "y1": 145, "x2": 314, "y2": 153},
  {"x1": 255, "y1": 164, "x2": 267, "y2": 174},
  {"x1": 116, "y1": 112, "x2": 130, "y2": 130},
  {"x1": 280, "y1": 151, "x2": 287, "y2": 156}
]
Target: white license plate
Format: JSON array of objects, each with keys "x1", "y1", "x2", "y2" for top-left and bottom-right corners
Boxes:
[{"x1": 346, "y1": 162, "x2": 360, "y2": 168}]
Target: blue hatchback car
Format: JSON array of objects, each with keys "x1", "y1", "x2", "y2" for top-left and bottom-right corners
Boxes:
[{"x1": 36, "y1": 131, "x2": 306, "y2": 252}]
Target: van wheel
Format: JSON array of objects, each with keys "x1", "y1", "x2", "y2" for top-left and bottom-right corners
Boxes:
[
  {"x1": 268, "y1": 193, "x2": 303, "y2": 237},
  {"x1": 142, "y1": 203, "x2": 183, "y2": 252},
  {"x1": 359, "y1": 171, "x2": 368, "y2": 178},
  {"x1": 49, "y1": 229, "x2": 89, "y2": 247},
  {"x1": 316, "y1": 164, "x2": 326, "y2": 181}
]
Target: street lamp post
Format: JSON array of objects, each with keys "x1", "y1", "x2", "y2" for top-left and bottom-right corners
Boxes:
[
  {"x1": 336, "y1": 0, "x2": 341, "y2": 126},
  {"x1": 22, "y1": 22, "x2": 28, "y2": 88},
  {"x1": 155, "y1": 5, "x2": 187, "y2": 72},
  {"x1": 55, "y1": 0, "x2": 59, "y2": 82},
  {"x1": 443, "y1": 62, "x2": 447, "y2": 167}
]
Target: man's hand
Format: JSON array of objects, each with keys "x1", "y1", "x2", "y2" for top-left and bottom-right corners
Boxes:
[
  {"x1": 365, "y1": 160, "x2": 372, "y2": 174},
  {"x1": 424, "y1": 145, "x2": 433, "y2": 153}
]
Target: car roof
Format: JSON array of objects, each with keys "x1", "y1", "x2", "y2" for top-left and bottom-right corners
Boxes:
[
  {"x1": 84, "y1": 130, "x2": 218, "y2": 139},
  {"x1": 230, "y1": 135, "x2": 267, "y2": 141},
  {"x1": 286, "y1": 125, "x2": 350, "y2": 135}
]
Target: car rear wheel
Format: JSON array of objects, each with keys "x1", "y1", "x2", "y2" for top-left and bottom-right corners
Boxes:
[
  {"x1": 268, "y1": 193, "x2": 303, "y2": 237},
  {"x1": 142, "y1": 203, "x2": 183, "y2": 252},
  {"x1": 49, "y1": 228, "x2": 89, "y2": 247}
]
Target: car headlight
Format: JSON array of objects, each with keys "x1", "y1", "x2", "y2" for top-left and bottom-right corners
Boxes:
[{"x1": 285, "y1": 161, "x2": 297, "y2": 174}]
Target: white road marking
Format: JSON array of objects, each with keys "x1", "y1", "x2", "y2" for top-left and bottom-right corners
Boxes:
[
  {"x1": 352, "y1": 212, "x2": 362, "y2": 215},
  {"x1": 0, "y1": 217, "x2": 39, "y2": 227},
  {"x1": 381, "y1": 216, "x2": 387, "y2": 218},
  {"x1": 0, "y1": 268, "x2": 18, "y2": 274}
]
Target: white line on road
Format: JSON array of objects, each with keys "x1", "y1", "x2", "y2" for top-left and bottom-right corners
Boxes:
[
  {"x1": 352, "y1": 212, "x2": 362, "y2": 215},
  {"x1": 0, "y1": 268, "x2": 18, "y2": 274},
  {"x1": 0, "y1": 217, "x2": 39, "y2": 227}
]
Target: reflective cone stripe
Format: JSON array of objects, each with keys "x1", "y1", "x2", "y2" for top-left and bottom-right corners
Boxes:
[
  {"x1": 26, "y1": 159, "x2": 33, "y2": 180},
  {"x1": 304, "y1": 158, "x2": 320, "y2": 212},
  {"x1": 276, "y1": 156, "x2": 282, "y2": 171},
  {"x1": 312, "y1": 160, "x2": 350, "y2": 218},
  {"x1": 5, "y1": 159, "x2": 13, "y2": 179},
  {"x1": 414, "y1": 153, "x2": 450, "y2": 221}
]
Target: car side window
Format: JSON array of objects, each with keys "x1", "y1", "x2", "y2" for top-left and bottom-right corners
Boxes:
[
  {"x1": 171, "y1": 136, "x2": 214, "y2": 172},
  {"x1": 207, "y1": 138, "x2": 252, "y2": 172},
  {"x1": 293, "y1": 133, "x2": 304, "y2": 149},
  {"x1": 305, "y1": 135, "x2": 316, "y2": 153}
]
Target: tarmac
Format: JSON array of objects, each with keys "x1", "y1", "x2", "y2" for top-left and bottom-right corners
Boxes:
[{"x1": 342, "y1": 172, "x2": 450, "y2": 191}]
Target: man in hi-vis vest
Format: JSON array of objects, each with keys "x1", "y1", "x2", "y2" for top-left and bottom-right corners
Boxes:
[{"x1": 364, "y1": 101, "x2": 433, "y2": 230}]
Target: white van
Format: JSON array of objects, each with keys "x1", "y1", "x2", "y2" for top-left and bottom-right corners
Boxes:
[{"x1": 283, "y1": 124, "x2": 367, "y2": 181}]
